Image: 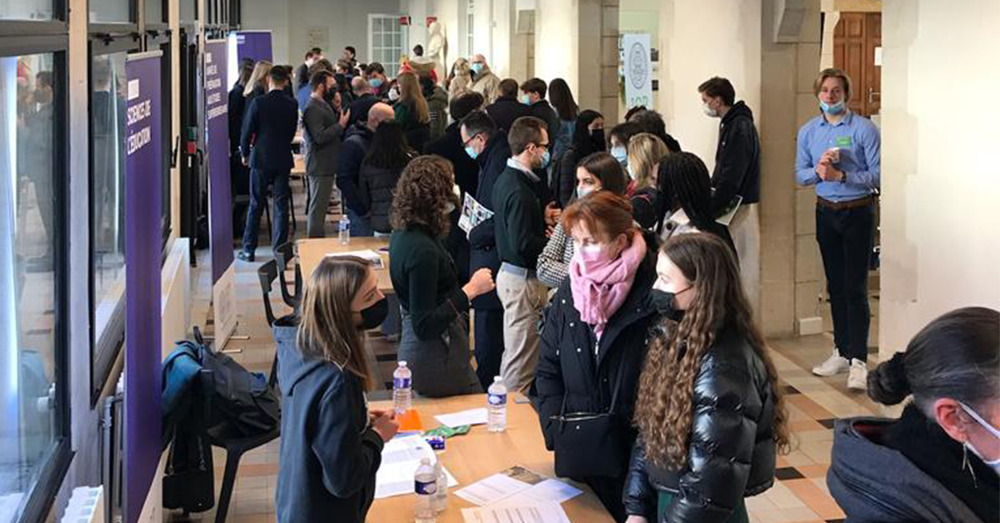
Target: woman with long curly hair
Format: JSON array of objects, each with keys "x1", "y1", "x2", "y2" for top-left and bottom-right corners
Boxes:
[
  {"x1": 389, "y1": 155, "x2": 495, "y2": 396},
  {"x1": 624, "y1": 233, "x2": 790, "y2": 523}
]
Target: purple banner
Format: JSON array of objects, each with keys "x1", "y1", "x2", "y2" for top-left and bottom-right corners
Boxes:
[
  {"x1": 124, "y1": 51, "x2": 163, "y2": 523},
  {"x1": 206, "y1": 40, "x2": 233, "y2": 284},
  {"x1": 235, "y1": 31, "x2": 273, "y2": 64}
]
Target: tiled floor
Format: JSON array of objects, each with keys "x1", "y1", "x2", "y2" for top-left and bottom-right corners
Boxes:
[{"x1": 168, "y1": 181, "x2": 881, "y2": 523}]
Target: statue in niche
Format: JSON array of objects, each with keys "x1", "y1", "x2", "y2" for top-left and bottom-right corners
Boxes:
[{"x1": 426, "y1": 20, "x2": 448, "y2": 85}]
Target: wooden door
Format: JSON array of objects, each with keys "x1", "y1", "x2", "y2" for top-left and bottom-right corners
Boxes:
[{"x1": 833, "y1": 12, "x2": 881, "y2": 116}]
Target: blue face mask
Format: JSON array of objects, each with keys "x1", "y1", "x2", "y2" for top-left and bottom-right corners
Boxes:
[
  {"x1": 520, "y1": 94, "x2": 532, "y2": 105},
  {"x1": 611, "y1": 145, "x2": 628, "y2": 166},
  {"x1": 470, "y1": 63, "x2": 484, "y2": 75},
  {"x1": 820, "y1": 100, "x2": 846, "y2": 114},
  {"x1": 371, "y1": 77, "x2": 384, "y2": 88},
  {"x1": 539, "y1": 149, "x2": 551, "y2": 168},
  {"x1": 465, "y1": 145, "x2": 480, "y2": 160}
]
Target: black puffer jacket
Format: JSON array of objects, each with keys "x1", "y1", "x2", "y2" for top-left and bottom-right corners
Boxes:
[
  {"x1": 623, "y1": 321, "x2": 778, "y2": 523},
  {"x1": 534, "y1": 231, "x2": 660, "y2": 461},
  {"x1": 358, "y1": 162, "x2": 406, "y2": 234}
]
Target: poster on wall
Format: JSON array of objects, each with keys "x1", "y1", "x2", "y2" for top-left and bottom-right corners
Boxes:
[
  {"x1": 205, "y1": 39, "x2": 237, "y2": 349},
  {"x1": 623, "y1": 33, "x2": 652, "y2": 109},
  {"x1": 123, "y1": 50, "x2": 163, "y2": 523},
  {"x1": 228, "y1": 30, "x2": 273, "y2": 96}
]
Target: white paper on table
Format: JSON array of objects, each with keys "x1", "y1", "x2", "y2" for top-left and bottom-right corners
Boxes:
[
  {"x1": 460, "y1": 501, "x2": 571, "y2": 523},
  {"x1": 454, "y1": 473, "x2": 533, "y2": 506},
  {"x1": 326, "y1": 249, "x2": 384, "y2": 269},
  {"x1": 521, "y1": 478, "x2": 583, "y2": 504},
  {"x1": 434, "y1": 408, "x2": 488, "y2": 428},
  {"x1": 374, "y1": 434, "x2": 457, "y2": 499}
]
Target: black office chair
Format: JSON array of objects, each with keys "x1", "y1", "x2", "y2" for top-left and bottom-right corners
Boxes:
[
  {"x1": 273, "y1": 241, "x2": 302, "y2": 309},
  {"x1": 200, "y1": 370, "x2": 280, "y2": 523},
  {"x1": 257, "y1": 260, "x2": 282, "y2": 389}
]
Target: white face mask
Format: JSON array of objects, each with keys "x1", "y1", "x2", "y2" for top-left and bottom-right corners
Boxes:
[
  {"x1": 577, "y1": 185, "x2": 595, "y2": 198},
  {"x1": 960, "y1": 402, "x2": 1000, "y2": 475},
  {"x1": 388, "y1": 87, "x2": 400, "y2": 102},
  {"x1": 703, "y1": 102, "x2": 719, "y2": 118}
]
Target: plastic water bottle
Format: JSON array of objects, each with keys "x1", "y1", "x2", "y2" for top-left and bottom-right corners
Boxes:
[
  {"x1": 393, "y1": 361, "x2": 412, "y2": 414},
  {"x1": 487, "y1": 376, "x2": 507, "y2": 432},
  {"x1": 434, "y1": 459, "x2": 447, "y2": 513},
  {"x1": 339, "y1": 214, "x2": 351, "y2": 245},
  {"x1": 414, "y1": 458, "x2": 437, "y2": 523}
]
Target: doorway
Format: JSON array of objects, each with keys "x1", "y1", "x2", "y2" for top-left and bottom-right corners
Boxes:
[{"x1": 833, "y1": 12, "x2": 881, "y2": 117}]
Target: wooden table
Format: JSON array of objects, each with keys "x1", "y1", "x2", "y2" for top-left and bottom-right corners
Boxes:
[
  {"x1": 292, "y1": 155, "x2": 305, "y2": 176},
  {"x1": 366, "y1": 394, "x2": 615, "y2": 523},
  {"x1": 297, "y1": 237, "x2": 393, "y2": 293}
]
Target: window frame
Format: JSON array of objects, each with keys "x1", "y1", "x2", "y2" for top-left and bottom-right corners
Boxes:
[
  {"x1": 0, "y1": 33, "x2": 74, "y2": 523},
  {"x1": 87, "y1": 33, "x2": 141, "y2": 406}
]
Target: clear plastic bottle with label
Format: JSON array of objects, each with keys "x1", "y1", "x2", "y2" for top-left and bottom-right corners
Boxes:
[
  {"x1": 487, "y1": 376, "x2": 507, "y2": 432},
  {"x1": 414, "y1": 458, "x2": 437, "y2": 523},
  {"x1": 393, "y1": 361, "x2": 412, "y2": 414}
]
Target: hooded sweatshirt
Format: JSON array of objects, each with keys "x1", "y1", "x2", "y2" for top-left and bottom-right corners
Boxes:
[{"x1": 273, "y1": 319, "x2": 385, "y2": 523}]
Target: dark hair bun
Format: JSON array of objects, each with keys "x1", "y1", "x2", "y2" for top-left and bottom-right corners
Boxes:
[{"x1": 868, "y1": 352, "x2": 911, "y2": 405}]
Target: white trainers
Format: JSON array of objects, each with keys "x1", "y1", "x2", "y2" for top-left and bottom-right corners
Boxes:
[
  {"x1": 848, "y1": 359, "x2": 868, "y2": 391},
  {"x1": 812, "y1": 349, "x2": 850, "y2": 377}
]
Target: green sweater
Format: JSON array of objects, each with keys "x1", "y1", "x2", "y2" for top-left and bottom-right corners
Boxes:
[
  {"x1": 492, "y1": 164, "x2": 547, "y2": 268},
  {"x1": 389, "y1": 228, "x2": 470, "y2": 340}
]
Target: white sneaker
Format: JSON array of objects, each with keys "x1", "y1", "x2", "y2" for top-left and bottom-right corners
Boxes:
[
  {"x1": 848, "y1": 359, "x2": 868, "y2": 391},
  {"x1": 812, "y1": 349, "x2": 850, "y2": 377}
]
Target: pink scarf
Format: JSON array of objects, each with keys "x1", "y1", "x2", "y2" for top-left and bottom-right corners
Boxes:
[{"x1": 569, "y1": 231, "x2": 647, "y2": 339}]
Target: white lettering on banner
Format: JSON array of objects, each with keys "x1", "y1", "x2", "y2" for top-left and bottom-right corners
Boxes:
[
  {"x1": 127, "y1": 99, "x2": 152, "y2": 126},
  {"x1": 127, "y1": 126, "x2": 151, "y2": 155},
  {"x1": 205, "y1": 78, "x2": 222, "y2": 91},
  {"x1": 206, "y1": 64, "x2": 218, "y2": 77},
  {"x1": 206, "y1": 52, "x2": 213, "y2": 64},
  {"x1": 206, "y1": 105, "x2": 228, "y2": 120},
  {"x1": 128, "y1": 79, "x2": 140, "y2": 101},
  {"x1": 206, "y1": 93, "x2": 221, "y2": 105}
]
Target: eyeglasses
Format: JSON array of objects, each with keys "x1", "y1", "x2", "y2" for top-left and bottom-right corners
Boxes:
[
  {"x1": 463, "y1": 133, "x2": 483, "y2": 147},
  {"x1": 534, "y1": 142, "x2": 550, "y2": 151}
]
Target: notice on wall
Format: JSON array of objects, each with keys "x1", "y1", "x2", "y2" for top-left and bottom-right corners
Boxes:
[
  {"x1": 123, "y1": 50, "x2": 163, "y2": 523},
  {"x1": 623, "y1": 33, "x2": 653, "y2": 109},
  {"x1": 307, "y1": 26, "x2": 330, "y2": 52},
  {"x1": 205, "y1": 39, "x2": 237, "y2": 349}
]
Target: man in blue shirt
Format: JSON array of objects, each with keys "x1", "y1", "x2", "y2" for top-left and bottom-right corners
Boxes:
[{"x1": 796, "y1": 68, "x2": 880, "y2": 391}]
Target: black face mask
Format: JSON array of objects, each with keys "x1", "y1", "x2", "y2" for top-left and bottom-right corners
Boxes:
[
  {"x1": 650, "y1": 289, "x2": 684, "y2": 321},
  {"x1": 590, "y1": 129, "x2": 606, "y2": 151},
  {"x1": 358, "y1": 297, "x2": 389, "y2": 330}
]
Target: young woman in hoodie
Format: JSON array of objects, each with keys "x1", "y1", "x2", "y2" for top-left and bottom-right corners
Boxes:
[
  {"x1": 534, "y1": 192, "x2": 661, "y2": 522},
  {"x1": 273, "y1": 256, "x2": 399, "y2": 523},
  {"x1": 829, "y1": 307, "x2": 999, "y2": 523}
]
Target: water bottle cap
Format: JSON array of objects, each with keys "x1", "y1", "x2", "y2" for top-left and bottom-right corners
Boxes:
[
  {"x1": 493, "y1": 376, "x2": 502, "y2": 382},
  {"x1": 420, "y1": 457, "x2": 431, "y2": 465},
  {"x1": 399, "y1": 361, "x2": 408, "y2": 367}
]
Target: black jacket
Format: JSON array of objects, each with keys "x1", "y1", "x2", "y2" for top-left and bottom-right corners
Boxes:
[
  {"x1": 711, "y1": 101, "x2": 760, "y2": 216},
  {"x1": 336, "y1": 122, "x2": 375, "y2": 215},
  {"x1": 492, "y1": 163, "x2": 548, "y2": 269},
  {"x1": 530, "y1": 100, "x2": 561, "y2": 139},
  {"x1": 347, "y1": 93, "x2": 379, "y2": 129},
  {"x1": 302, "y1": 97, "x2": 345, "y2": 177},
  {"x1": 227, "y1": 82, "x2": 246, "y2": 153},
  {"x1": 469, "y1": 132, "x2": 511, "y2": 311},
  {"x1": 829, "y1": 405, "x2": 998, "y2": 523},
  {"x1": 630, "y1": 187, "x2": 660, "y2": 230},
  {"x1": 389, "y1": 228, "x2": 471, "y2": 340},
  {"x1": 240, "y1": 90, "x2": 299, "y2": 171},
  {"x1": 294, "y1": 63, "x2": 310, "y2": 92},
  {"x1": 273, "y1": 320, "x2": 384, "y2": 523},
  {"x1": 358, "y1": 162, "x2": 405, "y2": 233},
  {"x1": 425, "y1": 122, "x2": 480, "y2": 199},
  {"x1": 623, "y1": 321, "x2": 778, "y2": 523},
  {"x1": 552, "y1": 144, "x2": 586, "y2": 208},
  {"x1": 534, "y1": 234, "x2": 660, "y2": 457},
  {"x1": 486, "y1": 96, "x2": 533, "y2": 133}
]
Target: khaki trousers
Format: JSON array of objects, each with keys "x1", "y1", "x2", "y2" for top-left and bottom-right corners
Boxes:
[{"x1": 496, "y1": 269, "x2": 548, "y2": 394}]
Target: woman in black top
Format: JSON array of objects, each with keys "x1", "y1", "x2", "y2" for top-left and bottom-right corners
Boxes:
[
  {"x1": 829, "y1": 307, "x2": 999, "y2": 523},
  {"x1": 359, "y1": 121, "x2": 415, "y2": 235},
  {"x1": 389, "y1": 156, "x2": 495, "y2": 397},
  {"x1": 552, "y1": 109, "x2": 605, "y2": 207},
  {"x1": 393, "y1": 71, "x2": 431, "y2": 153}
]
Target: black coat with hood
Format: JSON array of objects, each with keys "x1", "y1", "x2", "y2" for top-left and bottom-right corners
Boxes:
[
  {"x1": 468, "y1": 131, "x2": 511, "y2": 311},
  {"x1": 623, "y1": 319, "x2": 779, "y2": 523},
  {"x1": 710, "y1": 101, "x2": 760, "y2": 217},
  {"x1": 533, "y1": 231, "x2": 660, "y2": 466},
  {"x1": 358, "y1": 162, "x2": 406, "y2": 234},
  {"x1": 828, "y1": 404, "x2": 998, "y2": 523},
  {"x1": 273, "y1": 320, "x2": 385, "y2": 523}
]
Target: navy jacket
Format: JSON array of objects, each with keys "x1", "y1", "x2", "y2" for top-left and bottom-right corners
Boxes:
[
  {"x1": 711, "y1": 101, "x2": 760, "y2": 216},
  {"x1": 273, "y1": 321, "x2": 385, "y2": 523},
  {"x1": 424, "y1": 122, "x2": 480, "y2": 199},
  {"x1": 468, "y1": 132, "x2": 510, "y2": 311},
  {"x1": 336, "y1": 122, "x2": 375, "y2": 215},
  {"x1": 486, "y1": 96, "x2": 533, "y2": 134},
  {"x1": 492, "y1": 163, "x2": 548, "y2": 269},
  {"x1": 227, "y1": 82, "x2": 245, "y2": 153},
  {"x1": 240, "y1": 90, "x2": 299, "y2": 171}
]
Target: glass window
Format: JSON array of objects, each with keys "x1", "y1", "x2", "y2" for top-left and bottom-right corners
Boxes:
[
  {"x1": 180, "y1": 0, "x2": 194, "y2": 23},
  {"x1": 90, "y1": 52, "x2": 127, "y2": 367},
  {"x1": 0, "y1": 51, "x2": 63, "y2": 523},
  {"x1": 89, "y1": 0, "x2": 131, "y2": 24},
  {"x1": 0, "y1": 0, "x2": 53, "y2": 20},
  {"x1": 143, "y1": 0, "x2": 163, "y2": 25}
]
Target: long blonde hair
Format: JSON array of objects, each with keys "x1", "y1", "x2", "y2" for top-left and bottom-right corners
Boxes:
[
  {"x1": 397, "y1": 71, "x2": 430, "y2": 124},
  {"x1": 634, "y1": 234, "x2": 790, "y2": 469},
  {"x1": 243, "y1": 60, "x2": 273, "y2": 98},
  {"x1": 296, "y1": 256, "x2": 374, "y2": 390},
  {"x1": 627, "y1": 133, "x2": 668, "y2": 190}
]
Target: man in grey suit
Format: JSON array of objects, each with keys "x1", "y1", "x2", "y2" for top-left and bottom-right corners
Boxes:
[{"x1": 302, "y1": 70, "x2": 350, "y2": 237}]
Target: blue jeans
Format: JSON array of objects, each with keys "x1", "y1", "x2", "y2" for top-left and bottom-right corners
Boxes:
[
  {"x1": 346, "y1": 207, "x2": 373, "y2": 237},
  {"x1": 243, "y1": 167, "x2": 291, "y2": 253},
  {"x1": 816, "y1": 202, "x2": 874, "y2": 362}
]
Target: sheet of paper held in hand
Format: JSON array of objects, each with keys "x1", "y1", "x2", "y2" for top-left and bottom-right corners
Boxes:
[
  {"x1": 455, "y1": 465, "x2": 582, "y2": 507},
  {"x1": 326, "y1": 249, "x2": 384, "y2": 269},
  {"x1": 374, "y1": 434, "x2": 457, "y2": 498},
  {"x1": 458, "y1": 193, "x2": 495, "y2": 237}
]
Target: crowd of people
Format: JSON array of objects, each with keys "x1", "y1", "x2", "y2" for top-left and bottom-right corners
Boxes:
[{"x1": 228, "y1": 46, "x2": 998, "y2": 523}]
